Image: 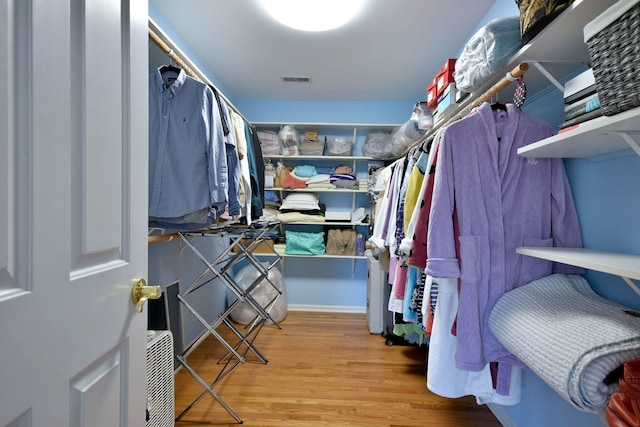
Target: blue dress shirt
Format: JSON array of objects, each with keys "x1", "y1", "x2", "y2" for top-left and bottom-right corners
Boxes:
[{"x1": 148, "y1": 67, "x2": 228, "y2": 225}]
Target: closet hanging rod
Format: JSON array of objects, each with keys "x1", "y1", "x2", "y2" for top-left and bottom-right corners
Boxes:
[
  {"x1": 148, "y1": 18, "x2": 251, "y2": 125},
  {"x1": 413, "y1": 62, "x2": 529, "y2": 153},
  {"x1": 453, "y1": 62, "x2": 529, "y2": 120}
]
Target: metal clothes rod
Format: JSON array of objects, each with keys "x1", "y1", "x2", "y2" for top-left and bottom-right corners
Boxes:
[{"x1": 148, "y1": 18, "x2": 251, "y2": 125}]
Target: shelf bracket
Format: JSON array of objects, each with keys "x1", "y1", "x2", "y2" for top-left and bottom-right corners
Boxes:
[
  {"x1": 610, "y1": 131, "x2": 640, "y2": 157},
  {"x1": 529, "y1": 61, "x2": 565, "y2": 93},
  {"x1": 622, "y1": 277, "x2": 640, "y2": 298}
]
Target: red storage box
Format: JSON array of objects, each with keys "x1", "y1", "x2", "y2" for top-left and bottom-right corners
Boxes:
[
  {"x1": 436, "y1": 58, "x2": 457, "y2": 98},
  {"x1": 427, "y1": 77, "x2": 438, "y2": 108}
]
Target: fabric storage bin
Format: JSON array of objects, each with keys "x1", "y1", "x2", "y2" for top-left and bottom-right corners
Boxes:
[
  {"x1": 325, "y1": 229, "x2": 356, "y2": 256},
  {"x1": 257, "y1": 130, "x2": 281, "y2": 155},
  {"x1": 327, "y1": 137, "x2": 352, "y2": 156},
  {"x1": 299, "y1": 137, "x2": 325, "y2": 155},
  {"x1": 584, "y1": 0, "x2": 640, "y2": 116},
  {"x1": 284, "y1": 230, "x2": 325, "y2": 255}
]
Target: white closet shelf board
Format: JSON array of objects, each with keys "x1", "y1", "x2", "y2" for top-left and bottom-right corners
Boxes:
[
  {"x1": 279, "y1": 222, "x2": 368, "y2": 226},
  {"x1": 515, "y1": 0, "x2": 616, "y2": 62},
  {"x1": 286, "y1": 254, "x2": 367, "y2": 260},
  {"x1": 517, "y1": 107, "x2": 640, "y2": 158},
  {"x1": 256, "y1": 252, "x2": 368, "y2": 260},
  {"x1": 254, "y1": 122, "x2": 400, "y2": 132},
  {"x1": 505, "y1": 0, "x2": 617, "y2": 95},
  {"x1": 267, "y1": 188, "x2": 367, "y2": 193},
  {"x1": 264, "y1": 155, "x2": 373, "y2": 161},
  {"x1": 516, "y1": 247, "x2": 640, "y2": 281},
  {"x1": 250, "y1": 243, "x2": 367, "y2": 260},
  {"x1": 409, "y1": 0, "x2": 617, "y2": 152}
]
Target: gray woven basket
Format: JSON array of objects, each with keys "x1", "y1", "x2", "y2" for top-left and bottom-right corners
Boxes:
[{"x1": 586, "y1": 2, "x2": 640, "y2": 116}]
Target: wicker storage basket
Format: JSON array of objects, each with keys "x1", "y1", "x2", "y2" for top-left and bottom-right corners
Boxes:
[{"x1": 584, "y1": 0, "x2": 640, "y2": 116}]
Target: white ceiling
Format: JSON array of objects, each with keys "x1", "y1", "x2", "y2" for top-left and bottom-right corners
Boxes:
[{"x1": 149, "y1": 0, "x2": 501, "y2": 103}]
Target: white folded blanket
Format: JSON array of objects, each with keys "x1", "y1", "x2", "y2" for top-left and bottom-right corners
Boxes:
[{"x1": 489, "y1": 274, "x2": 640, "y2": 412}]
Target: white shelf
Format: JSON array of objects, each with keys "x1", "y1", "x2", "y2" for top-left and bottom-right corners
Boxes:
[
  {"x1": 258, "y1": 122, "x2": 395, "y2": 280},
  {"x1": 516, "y1": 247, "x2": 640, "y2": 281},
  {"x1": 513, "y1": 0, "x2": 640, "y2": 298},
  {"x1": 285, "y1": 254, "x2": 366, "y2": 259},
  {"x1": 266, "y1": 187, "x2": 367, "y2": 193},
  {"x1": 518, "y1": 107, "x2": 640, "y2": 158},
  {"x1": 515, "y1": 0, "x2": 616, "y2": 61},
  {"x1": 281, "y1": 222, "x2": 369, "y2": 226},
  {"x1": 506, "y1": 0, "x2": 617, "y2": 95},
  {"x1": 510, "y1": 0, "x2": 640, "y2": 160},
  {"x1": 264, "y1": 155, "x2": 374, "y2": 161},
  {"x1": 421, "y1": 0, "x2": 618, "y2": 140},
  {"x1": 254, "y1": 122, "x2": 400, "y2": 132},
  {"x1": 254, "y1": 252, "x2": 367, "y2": 260}
]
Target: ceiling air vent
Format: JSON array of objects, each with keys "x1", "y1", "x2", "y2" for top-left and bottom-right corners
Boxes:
[{"x1": 281, "y1": 76, "x2": 311, "y2": 83}]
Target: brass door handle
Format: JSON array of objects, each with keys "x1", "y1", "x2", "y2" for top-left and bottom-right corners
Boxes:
[{"x1": 131, "y1": 278, "x2": 162, "y2": 313}]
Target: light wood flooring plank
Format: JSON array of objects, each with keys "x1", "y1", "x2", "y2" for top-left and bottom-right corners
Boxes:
[{"x1": 174, "y1": 311, "x2": 503, "y2": 427}]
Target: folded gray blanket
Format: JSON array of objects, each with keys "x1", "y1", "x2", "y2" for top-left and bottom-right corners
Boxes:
[{"x1": 489, "y1": 274, "x2": 640, "y2": 412}]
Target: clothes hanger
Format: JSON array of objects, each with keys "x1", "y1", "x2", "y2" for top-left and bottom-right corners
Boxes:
[
  {"x1": 160, "y1": 51, "x2": 182, "y2": 74},
  {"x1": 490, "y1": 93, "x2": 507, "y2": 111},
  {"x1": 160, "y1": 63, "x2": 181, "y2": 74},
  {"x1": 159, "y1": 54, "x2": 182, "y2": 88},
  {"x1": 160, "y1": 64, "x2": 181, "y2": 73},
  {"x1": 421, "y1": 136, "x2": 433, "y2": 153}
]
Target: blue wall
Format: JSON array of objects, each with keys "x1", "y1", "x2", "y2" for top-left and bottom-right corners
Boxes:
[
  {"x1": 149, "y1": 4, "x2": 237, "y2": 105},
  {"x1": 148, "y1": 235, "x2": 229, "y2": 355},
  {"x1": 483, "y1": 3, "x2": 640, "y2": 426},
  {"x1": 237, "y1": 99, "x2": 411, "y2": 125},
  {"x1": 149, "y1": 1, "x2": 640, "y2": 425},
  {"x1": 496, "y1": 83, "x2": 640, "y2": 426}
]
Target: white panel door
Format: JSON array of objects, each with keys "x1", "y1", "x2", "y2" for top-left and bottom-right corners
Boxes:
[{"x1": 0, "y1": 0, "x2": 149, "y2": 426}]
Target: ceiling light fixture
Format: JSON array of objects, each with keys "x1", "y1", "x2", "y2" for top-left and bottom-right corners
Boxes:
[{"x1": 261, "y1": 0, "x2": 364, "y2": 32}]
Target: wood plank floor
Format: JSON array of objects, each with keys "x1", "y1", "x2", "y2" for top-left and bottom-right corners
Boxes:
[{"x1": 173, "y1": 311, "x2": 502, "y2": 427}]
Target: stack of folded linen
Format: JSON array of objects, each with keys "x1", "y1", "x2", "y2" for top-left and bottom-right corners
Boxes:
[
  {"x1": 329, "y1": 173, "x2": 358, "y2": 189},
  {"x1": 277, "y1": 193, "x2": 326, "y2": 223}
]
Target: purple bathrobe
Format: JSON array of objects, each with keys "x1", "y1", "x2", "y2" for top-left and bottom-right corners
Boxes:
[{"x1": 426, "y1": 103, "x2": 583, "y2": 394}]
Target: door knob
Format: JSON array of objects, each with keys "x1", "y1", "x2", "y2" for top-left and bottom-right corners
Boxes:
[{"x1": 131, "y1": 278, "x2": 162, "y2": 313}]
